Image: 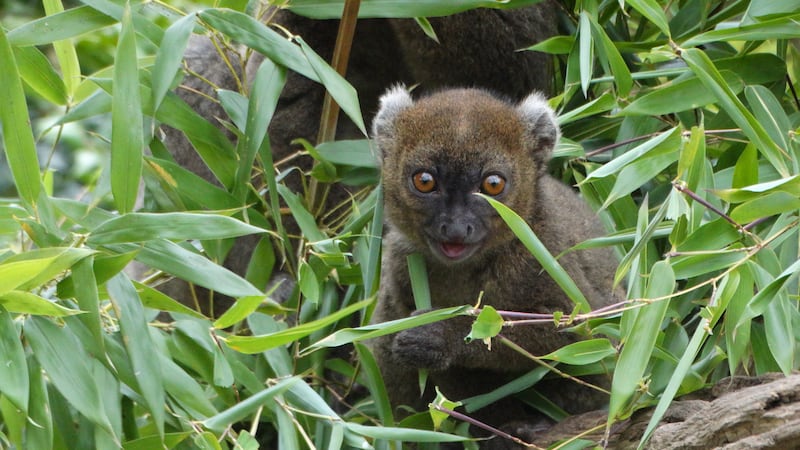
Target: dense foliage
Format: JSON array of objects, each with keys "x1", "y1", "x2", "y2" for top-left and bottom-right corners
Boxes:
[{"x1": 1, "y1": 0, "x2": 799, "y2": 449}]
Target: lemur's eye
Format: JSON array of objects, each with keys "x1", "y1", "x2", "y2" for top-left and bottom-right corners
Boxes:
[
  {"x1": 412, "y1": 171, "x2": 437, "y2": 193},
  {"x1": 481, "y1": 174, "x2": 506, "y2": 196}
]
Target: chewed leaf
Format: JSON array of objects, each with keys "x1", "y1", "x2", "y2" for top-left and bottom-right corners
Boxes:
[{"x1": 466, "y1": 305, "x2": 503, "y2": 344}]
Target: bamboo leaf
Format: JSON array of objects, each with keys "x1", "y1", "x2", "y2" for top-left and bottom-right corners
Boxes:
[
  {"x1": 237, "y1": 58, "x2": 286, "y2": 199},
  {"x1": 151, "y1": 13, "x2": 195, "y2": 113},
  {"x1": 43, "y1": 0, "x2": 81, "y2": 96},
  {"x1": 7, "y1": 5, "x2": 115, "y2": 46},
  {"x1": 225, "y1": 298, "x2": 374, "y2": 353},
  {"x1": 681, "y1": 48, "x2": 789, "y2": 177},
  {"x1": 620, "y1": 71, "x2": 744, "y2": 116},
  {"x1": 13, "y1": 45, "x2": 67, "y2": 104},
  {"x1": 110, "y1": 4, "x2": 143, "y2": 214},
  {"x1": 203, "y1": 377, "x2": 299, "y2": 433},
  {"x1": 87, "y1": 212, "x2": 265, "y2": 245},
  {"x1": 684, "y1": 13, "x2": 800, "y2": 46},
  {"x1": 407, "y1": 253, "x2": 432, "y2": 310},
  {"x1": 25, "y1": 316, "x2": 114, "y2": 436},
  {"x1": 0, "y1": 307, "x2": 28, "y2": 414},
  {"x1": 744, "y1": 85, "x2": 792, "y2": 156},
  {"x1": 107, "y1": 274, "x2": 165, "y2": 437},
  {"x1": 0, "y1": 248, "x2": 94, "y2": 296},
  {"x1": 296, "y1": 36, "x2": 366, "y2": 135},
  {"x1": 25, "y1": 357, "x2": 52, "y2": 449},
  {"x1": 124, "y1": 239, "x2": 263, "y2": 298},
  {"x1": 542, "y1": 338, "x2": 617, "y2": 365},
  {"x1": 626, "y1": 0, "x2": 672, "y2": 37},
  {"x1": 0, "y1": 27, "x2": 41, "y2": 205},
  {"x1": 730, "y1": 191, "x2": 800, "y2": 224},
  {"x1": 345, "y1": 423, "x2": 467, "y2": 443},
  {"x1": 0, "y1": 291, "x2": 82, "y2": 316},
  {"x1": 482, "y1": 195, "x2": 591, "y2": 312},
  {"x1": 588, "y1": 14, "x2": 632, "y2": 96},
  {"x1": 584, "y1": 127, "x2": 681, "y2": 181},
  {"x1": 310, "y1": 305, "x2": 471, "y2": 350},
  {"x1": 466, "y1": 305, "x2": 504, "y2": 342},
  {"x1": 609, "y1": 261, "x2": 674, "y2": 420}
]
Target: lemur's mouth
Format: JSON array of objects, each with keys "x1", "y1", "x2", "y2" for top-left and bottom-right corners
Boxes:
[
  {"x1": 440, "y1": 242, "x2": 468, "y2": 259},
  {"x1": 434, "y1": 241, "x2": 481, "y2": 263}
]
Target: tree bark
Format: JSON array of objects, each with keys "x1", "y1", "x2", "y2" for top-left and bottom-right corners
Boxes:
[{"x1": 531, "y1": 373, "x2": 800, "y2": 449}]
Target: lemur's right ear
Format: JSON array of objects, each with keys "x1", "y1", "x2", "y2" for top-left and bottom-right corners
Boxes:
[{"x1": 372, "y1": 85, "x2": 414, "y2": 162}]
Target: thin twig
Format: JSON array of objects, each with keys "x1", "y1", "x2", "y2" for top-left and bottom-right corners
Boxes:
[{"x1": 431, "y1": 405, "x2": 545, "y2": 449}]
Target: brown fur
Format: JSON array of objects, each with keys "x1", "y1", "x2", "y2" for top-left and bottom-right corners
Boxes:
[{"x1": 369, "y1": 88, "x2": 621, "y2": 440}]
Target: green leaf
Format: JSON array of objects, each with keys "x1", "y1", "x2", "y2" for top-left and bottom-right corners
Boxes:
[
  {"x1": 407, "y1": 253, "x2": 432, "y2": 310},
  {"x1": 198, "y1": 9, "x2": 318, "y2": 81},
  {"x1": 602, "y1": 144, "x2": 680, "y2": 209},
  {"x1": 110, "y1": 4, "x2": 143, "y2": 214},
  {"x1": 639, "y1": 272, "x2": 738, "y2": 447},
  {"x1": 713, "y1": 175, "x2": 800, "y2": 203},
  {"x1": 627, "y1": 0, "x2": 672, "y2": 37},
  {"x1": 277, "y1": 184, "x2": 326, "y2": 242},
  {"x1": 578, "y1": 11, "x2": 594, "y2": 96},
  {"x1": 135, "y1": 281, "x2": 207, "y2": 319},
  {"x1": 0, "y1": 248, "x2": 93, "y2": 296},
  {"x1": 203, "y1": 377, "x2": 299, "y2": 433},
  {"x1": 466, "y1": 305, "x2": 504, "y2": 342},
  {"x1": 745, "y1": 85, "x2": 792, "y2": 156},
  {"x1": 316, "y1": 139, "x2": 378, "y2": 168},
  {"x1": 609, "y1": 261, "x2": 674, "y2": 420},
  {"x1": 72, "y1": 257, "x2": 106, "y2": 354},
  {"x1": 681, "y1": 48, "x2": 789, "y2": 177},
  {"x1": 542, "y1": 338, "x2": 616, "y2": 365},
  {"x1": 588, "y1": 14, "x2": 632, "y2": 96},
  {"x1": 0, "y1": 27, "x2": 41, "y2": 206},
  {"x1": 310, "y1": 305, "x2": 471, "y2": 350},
  {"x1": 87, "y1": 212, "x2": 265, "y2": 245},
  {"x1": 225, "y1": 298, "x2": 373, "y2": 353},
  {"x1": 355, "y1": 343, "x2": 395, "y2": 427},
  {"x1": 43, "y1": 0, "x2": 81, "y2": 96},
  {"x1": 0, "y1": 307, "x2": 28, "y2": 414},
  {"x1": 584, "y1": 127, "x2": 681, "y2": 181},
  {"x1": 151, "y1": 13, "x2": 196, "y2": 113},
  {"x1": 14, "y1": 44, "x2": 67, "y2": 104},
  {"x1": 25, "y1": 357, "x2": 52, "y2": 449},
  {"x1": 296, "y1": 36, "x2": 366, "y2": 135},
  {"x1": 620, "y1": 71, "x2": 744, "y2": 116},
  {"x1": 684, "y1": 13, "x2": 800, "y2": 46},
  {"x1": 0, "y1": 290, "x2": 82, "y2": 316},
  {"x1": 7, "y1": 5, "x2": 115, "y2": 46},
  {"x1": 482, "y1": 195, "x2": 591, "y2": 312},
  {"x1": 298, "y1": 260, "x2": 321, "y2": 304},
  {"x1": 144, "y1": 157, "x2": 240, "y2": 210},
  {"x1": 25, "y1": 316, "x2": 114, "y2": 436},
  {"x1": 237, "y1": 58, "x2": 286, "y2": 199},
  {"x1": 344, "y1": 423, "x2": 467, "y2": 443},
  {"x1": 123, "y1": 239, "x2": 263, "y2": 298},
  {"x1": 107, "y1": 274, "x2": 165, "y2": 437},
  {"x1": 730, "y1": 191, "x2": 800, "y2": 224}
]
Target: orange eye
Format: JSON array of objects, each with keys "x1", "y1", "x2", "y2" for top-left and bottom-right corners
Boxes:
[
  {"x1": 412, "y1": 171, "x2": 437, "y2": 193},
  {"x1": 481, "y1": 174, "x2": 506, "y2": 196}
]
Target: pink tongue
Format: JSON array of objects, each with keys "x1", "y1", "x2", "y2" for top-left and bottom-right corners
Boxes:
[{"x1": 441, "y1": 242, "x2": 467, "y2": 259}]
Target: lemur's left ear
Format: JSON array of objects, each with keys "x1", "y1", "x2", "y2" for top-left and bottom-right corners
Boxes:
[{"x1": 516, "y1": 92, "x2": 560, "y2": 164}]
